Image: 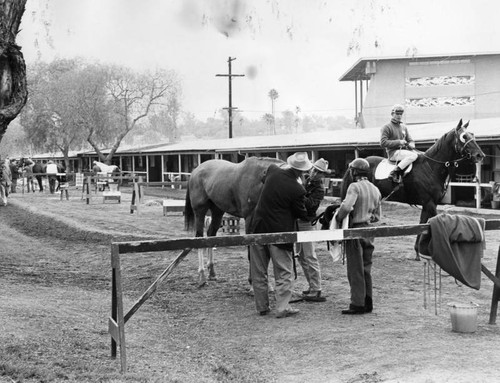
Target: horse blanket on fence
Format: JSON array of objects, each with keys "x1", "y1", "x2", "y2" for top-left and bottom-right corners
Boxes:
[{"x1": 418, "y1": 213, "x2": 486, "y2": 290}]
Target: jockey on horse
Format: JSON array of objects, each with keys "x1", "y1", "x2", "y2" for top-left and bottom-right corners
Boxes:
[{"x1": 380, "y1": 104, "x2": 418, "y2": 184}]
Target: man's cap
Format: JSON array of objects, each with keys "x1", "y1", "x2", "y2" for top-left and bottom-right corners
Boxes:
[
  {"x1": 287, "y1": 152, "x2": 313, "y2": 171},
  {"x1": 391, "y1": 104, "x2": 405, "y2": 113}
]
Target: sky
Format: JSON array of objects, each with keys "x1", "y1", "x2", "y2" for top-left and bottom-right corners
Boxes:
[{"x1": 16, "y1": 0, "x2": 500, "y2": 122}]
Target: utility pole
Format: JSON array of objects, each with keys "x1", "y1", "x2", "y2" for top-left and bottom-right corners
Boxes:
[{"x1": 216, "y1": 57, "x2": 245, "y2": 138}]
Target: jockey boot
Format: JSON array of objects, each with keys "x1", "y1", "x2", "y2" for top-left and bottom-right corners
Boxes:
[{"x1": 389, "y1": 167, "x2": 403, "y2": 183}]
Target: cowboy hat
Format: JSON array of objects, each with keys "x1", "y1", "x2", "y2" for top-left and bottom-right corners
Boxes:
[
  {"x1": 287, "y1": 152, "x2": 313, "y2": 171},
  {"x1": 312, "y1": 158, "x2": 331, "y2": 174}
]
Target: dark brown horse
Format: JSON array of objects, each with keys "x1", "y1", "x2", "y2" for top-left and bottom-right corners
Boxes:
[
  {"x1": 185, "y1": 157, "x2": 284, "y2": 286},
  {"x1": 344, "y1": 119, "x2": 484, "y2": 259}
]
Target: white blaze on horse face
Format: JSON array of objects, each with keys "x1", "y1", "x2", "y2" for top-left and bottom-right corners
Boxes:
[{"x1": 459, "y1": 131, "x2": 467, "y2": 143}]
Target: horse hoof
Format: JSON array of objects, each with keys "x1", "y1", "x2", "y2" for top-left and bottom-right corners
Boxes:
[
  {"x1": 198, "y1": 281, "x2": 207, "y2": 288},
  {"x1": 208, "y1": 276, "x2": 217, "y2": 281}
]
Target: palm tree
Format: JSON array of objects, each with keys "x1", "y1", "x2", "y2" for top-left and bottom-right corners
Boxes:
[{"x1": 268, "y1": 89, "x2": 279, "y2": 134}]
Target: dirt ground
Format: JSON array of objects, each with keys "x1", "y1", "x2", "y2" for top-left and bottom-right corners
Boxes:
[{"x1": 1, "y1": 185, "x2": 500, "y2": 383}]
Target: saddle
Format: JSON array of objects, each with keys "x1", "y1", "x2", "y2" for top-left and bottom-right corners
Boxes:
[{"x1": 374, "y1": 159, "x2": 412, "y2": 181}]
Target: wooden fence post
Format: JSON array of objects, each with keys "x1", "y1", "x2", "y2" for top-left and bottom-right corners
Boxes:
[
  {"x1": 109, "y1": 244, "x2": 127, "y2": 372},
  {"x1": 489, "y1": 245, "x2": 500, "y2": 324}
]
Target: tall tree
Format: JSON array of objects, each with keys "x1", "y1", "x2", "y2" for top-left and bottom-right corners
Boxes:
[
  {"x1": 90, "y1": 65, "x2": 179, "y2": 164},
  {"x1": 0, "y1": 0, "x2": 28, "y2": 145},
  {"x1": 21, "y1": 59, "x2": 89, "y2": 170}
]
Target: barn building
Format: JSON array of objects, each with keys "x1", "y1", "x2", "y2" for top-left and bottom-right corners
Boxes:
[
  {"x1": 36, "y1": 52, "x2": 500, "y2": 208},
  {"x1": 339, "y1": 52, "x2": 500, "y2": 128}
]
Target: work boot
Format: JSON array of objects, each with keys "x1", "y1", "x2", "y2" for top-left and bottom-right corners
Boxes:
[
  {"x1": 341, "y1": 304, "x2": 366, "y2": 315},
  {"x1": 389, "y1": 167, "x2": 403, "y2": 183},
  {"x1": 302, "y1": 290, "x2": 327, "y2": 302}
]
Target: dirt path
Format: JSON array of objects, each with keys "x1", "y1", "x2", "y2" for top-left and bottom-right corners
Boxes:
[{"x1": 1, "y1": 190, "x2": 500, "y2": 382}]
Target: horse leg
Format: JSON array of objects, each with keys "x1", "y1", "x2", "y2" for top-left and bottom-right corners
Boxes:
[
  {"x1": 206, "y1": 209, "x2": 224, "y2": 280},
  {"x1": 198, "y1": 248, "x2": 208, "y2": 287},
  {"x1": 195, "y1": 210, "x2": 210, "y2": 287}
]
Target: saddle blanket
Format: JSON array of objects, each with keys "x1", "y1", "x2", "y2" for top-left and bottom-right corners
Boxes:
[{"x1": 374, "y1": 159, "x2": 412, "y2": 180}]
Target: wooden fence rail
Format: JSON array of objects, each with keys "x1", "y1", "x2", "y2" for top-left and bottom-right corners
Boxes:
[{"x1": 109, "y1": 219, "x2": 500, "y2": 373}]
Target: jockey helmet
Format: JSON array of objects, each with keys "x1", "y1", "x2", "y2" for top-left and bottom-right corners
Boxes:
[
  {"x1": 349, "y1": 158, "x2": 370, "y2": 173},
  {"x1": 391, "y1": 104, "x2": 405, "y2": 114}
]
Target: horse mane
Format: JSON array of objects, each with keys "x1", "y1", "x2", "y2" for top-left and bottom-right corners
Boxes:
[{"x1": 424, "y1": 128, "x2": 454, "y2": 158}]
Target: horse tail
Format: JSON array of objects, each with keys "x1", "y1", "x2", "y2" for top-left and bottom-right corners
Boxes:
[{"x1": 184, "y1": 184, "x2": 195, "y2": 232}]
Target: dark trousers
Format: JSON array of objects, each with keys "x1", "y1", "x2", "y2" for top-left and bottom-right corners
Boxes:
[
  {"x1": 35, "y1": 175, "x2": 43, "y2": 191},
  {"x1": 345, "y1": 222, "x2": 374, "y2": 307}
]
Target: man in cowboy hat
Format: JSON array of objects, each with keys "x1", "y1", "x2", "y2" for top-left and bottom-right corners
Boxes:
[
  {"x1": 248, "y1": 152, "x2": 312, "y2": 318},
  {"x1": 296, "y1": 158, "x2": 332, "y2": 302}
]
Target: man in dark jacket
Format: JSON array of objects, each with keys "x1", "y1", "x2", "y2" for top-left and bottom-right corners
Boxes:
[
  {"x1": 32, "y1": 161, "x2": 44, "y2": 192},
  {"x1": 249, "y1": 152, "x2": 312, "y2": 318}
]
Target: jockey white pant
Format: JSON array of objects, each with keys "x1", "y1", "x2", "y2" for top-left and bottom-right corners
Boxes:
[{"x1": 390, "y1": 149, "x2": 418, "y2": 170}]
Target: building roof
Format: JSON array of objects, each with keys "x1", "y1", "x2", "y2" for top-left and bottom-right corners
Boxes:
[
  {"x1": 117, "y1": 117, "x2": 500, "y2": 155},
  {"x1": 339, "y1": 51, "x2": 500, "y2": 82}
]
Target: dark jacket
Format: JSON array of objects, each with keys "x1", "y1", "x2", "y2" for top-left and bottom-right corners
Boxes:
[
  {"x1": 32, "y1": 162, "x2": 44, "y2": 174},
  {"x1": 9, "y1": 162, "x2": 20, "y2": 180},
  {"x1": 249, "y1": 165, "x2": 308, "y2": 250},
  {"x1": 380, "y1": 121, "x2": 414, "y2": 158},
  {"x1": 303, "y1": 175, "x2": 325, "y2": 220}
]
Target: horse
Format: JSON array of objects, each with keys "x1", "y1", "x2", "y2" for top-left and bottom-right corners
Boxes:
[
  {"x1": 341, "y1": 119, "x2": 484, "y2": 260},
  {"x1": 92, "y1": 161, "x2": 120, "y2": 190},
  {"x1": 184, "y1": 157, "x2": 285, "y2": 286},
  {"x1": 0, "y1": 158, "x2": 12, "y2": 206}
]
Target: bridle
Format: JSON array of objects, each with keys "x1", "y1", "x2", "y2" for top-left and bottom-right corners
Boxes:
[
  {"x1": 454, "y1": 129, "x2": 476, "y2": 158},
  {"x1": 420, "y1": 128, "x2": 476, "y2": 167}
]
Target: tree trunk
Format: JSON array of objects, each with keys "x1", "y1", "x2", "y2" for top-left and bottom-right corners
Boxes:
[{"x1": 0, "y1": 0, "x2": 28, "y2": 144}]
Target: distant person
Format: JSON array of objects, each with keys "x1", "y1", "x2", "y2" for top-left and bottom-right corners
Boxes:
[
  {"x1": 0, "y1": 156, "x2": 12, "y2": 205},
  {"x1": 32, "y1": 160, "x2": 44, "y2": 192},
  {"x1": 296, "y1": 158, "x2": 331, "y2": 302},
  {"x1": 380, "y1": 104, "x2": 417, "y2": 183},
  {"x1": 21, "y1": 157, "x2": 35, "y2": 192},
  {"x1": 9, "y1": 159, "x2": 20, "y2": 193},
  {"x1": 336, "y1": 158, "x2": 381, "y2": 315},
  {"x1": 45, "y1": 160, "x2": 59, "y2": 194},
  {"x1": 248, "y1": 152, "x2": 312, "y2": 318}
]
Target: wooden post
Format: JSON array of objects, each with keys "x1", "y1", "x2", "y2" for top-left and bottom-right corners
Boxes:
[
  {"x1": 109, "y1": 244, "x2": 127, "y2": 372},
  {"x1": 130, "y1": 181, "x2": 139, "y2": 214},
  {"x1": 138, "y1": 176, "x2": 143, "y2": 204},
  {"x1": 85, "y1": 176, "x2": 91, "y2": 205},
  {"x1": 489, "y1": 245, "x2": 500, "y2": 324}
]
